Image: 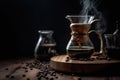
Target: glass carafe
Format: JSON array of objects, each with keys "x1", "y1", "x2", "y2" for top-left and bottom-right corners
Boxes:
[
  {"x1": 66, "y1": 15, "x2": 103, "y2": 59},
  {"x1": 34, "y1": 30, "x2": 57, "y2": 61}
]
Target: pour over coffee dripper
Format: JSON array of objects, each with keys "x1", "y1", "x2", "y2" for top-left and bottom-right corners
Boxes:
[{"x1": 66, "y1": 15, "x2": 103, "y2": 59}]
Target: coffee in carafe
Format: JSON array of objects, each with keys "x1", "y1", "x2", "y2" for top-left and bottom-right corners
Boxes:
[
  {"x1": 66, "y1": 15, "x2": 103, "y2": 59},
  {"x1": 67, "y1": 23, "x2": 94, "y2": 58}
]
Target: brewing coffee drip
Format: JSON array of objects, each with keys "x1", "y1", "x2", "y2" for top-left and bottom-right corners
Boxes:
[{"x1": 66, "y1": 15, "x2": 103, "y2": 59}]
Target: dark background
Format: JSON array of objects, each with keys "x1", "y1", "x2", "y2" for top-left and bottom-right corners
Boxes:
[{"x1": 0, "y1": 0, "x2": 120, "y2": 59}]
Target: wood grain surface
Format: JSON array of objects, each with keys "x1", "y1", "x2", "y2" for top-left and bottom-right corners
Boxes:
[
  {"x1": 0, "y1": 57, "x2": 120, "y2": 80},
  {"x1": 50, "y1": 55, "x2": 120, "y2": 74}
]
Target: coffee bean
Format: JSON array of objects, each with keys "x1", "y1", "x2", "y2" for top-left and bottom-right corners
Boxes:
[
  {"x1": 25, "y1": 70, "x2": 28, "y2": 72},
  {"x1": 66, "y1": 56, "x2": 70, "y2": 59},
  {"x1": 30, "y1": 68, "x2": 33, "y2": 70},
  {"x1": 37, "y1": 77, "x2": 41, "y2": 80},
  {"x1": 26, "y1": 78, "x2": 30, "y2": 80},
  {"x1": 10, "y1": 76, "x2": 14, "y2": 78},
  {"x1": 22, "y1": 74, "x2": 26, "y2": 77},
  {"x1": 5, "y1": 75, "x2": 9, "y2": 78},
  {"x1": 55, "y1": 76, "x2": 58, "y2": 79},
  {"x1": 66, "y1": 59, "x2": 69, "y2": 62},
  {"x1": 45, "y1": 77, "x2": 49, "y2": 80},
  {"x1": 49, "y1": 77, "x2": 54, "y2": 80},
  {"x1": 66, "y1": 57, "x2": 70, "y2": 62},
  {"x1": 38, "y1": 76, "x2": 44, "y2": 80},
  {"x1": 51, "y1": 71, "x2": 56, "y2": 76},
  {"x1": 24, "y1": 66, "x2": 27, "y2": 69},
  {"x1": 5, "y1": 68, "x2": 8, "y2": 70}
]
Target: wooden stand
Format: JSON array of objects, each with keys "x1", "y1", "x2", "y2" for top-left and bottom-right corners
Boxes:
[{"x1": 50, "y1": 55, "x2": 120, "y2": 74}]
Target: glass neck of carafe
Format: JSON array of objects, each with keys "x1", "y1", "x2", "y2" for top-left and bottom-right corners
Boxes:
[{"x1": 66, "y1": 15, "x2": 95, "y2": 24}]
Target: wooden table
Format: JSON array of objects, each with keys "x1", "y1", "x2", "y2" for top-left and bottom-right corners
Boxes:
[
  {"x1": 0, "y1": 57, "x2": 120, "y2": 80},
  {"x1": 50, "y1": 55, "x2": 120, "y2": 74}
]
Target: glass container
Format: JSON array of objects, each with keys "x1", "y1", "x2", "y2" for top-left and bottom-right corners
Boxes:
[
  {"x1": 34, "y1": 30, "x2": 57, "y2": 61},
  {"x1": 66, "y1": 15, "x2": 103, "y2": 59}
]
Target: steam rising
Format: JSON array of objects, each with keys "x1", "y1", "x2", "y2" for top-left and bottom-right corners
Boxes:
[{"x1": 80, "y1": 0, "x2": 107, "y2": 33}]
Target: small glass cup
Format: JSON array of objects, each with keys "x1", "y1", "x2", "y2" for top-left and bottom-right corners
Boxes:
[
  {"x1": 104, "y1": 34, "x2": 115, "y2": 49},
  {"x1": 104, "y1": 34, "x2": 120, "y2": 59}
]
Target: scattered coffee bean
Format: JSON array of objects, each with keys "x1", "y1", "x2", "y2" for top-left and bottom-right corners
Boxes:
[
  {"x1": 66, "y1": 56, "x2": 70, "y2": 59},
  {"x1": 55, "y1": 76, "x2": 58, "y2": 79},
  {"x1": 26, "y1": 78, "x2": 30, "y2": 80},
  {"x1": 45, "y1": 77, "x2": 49, "y2": 80},
  {"x1": 30, "y1": 68, "x2": 33, "y2": 70},
  {"x1": 22, "y1": 67, "x2": 28, "y2": 69},
  {"x1": 10, "y1": 75, "x2": 14, "y2": 78},
  {"x1": 5, "y1": 75, "x2": 9, "y2": 78},
  {"x1": 51, "y1": 71, "x2": 56, "y2": 76},
  {"x1": 49, "y1": 77, "x2": 54, "y2": 80},
  {"x1": 66, "y1": 59, "x2": 69, "y2": 62},
  {"x1": 38, "y1": 76, "x2": 44, "y2": 80},
  {"x1": 25, "y1": 70, "x2": 28, "y2": 72},
  {"x1": 66, "y1": 57, "x2": 70, "y2": 62},
  {"x1": 37, "y1": 77, "x2": 41, "y2": 80},
  {"x1": 5, "y1": 68, "x2": 8, "y2": 70},
  {"x1": 22, "y1": 74, "x2": 26, "y2": 77}
]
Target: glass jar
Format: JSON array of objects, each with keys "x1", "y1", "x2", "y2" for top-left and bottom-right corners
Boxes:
[
  {"x1": 104, "y1": 21, "x2": 120, "y2": 59},
  {"x1": 34, "y1": 30, "x2": 57, "y2": 61}
]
